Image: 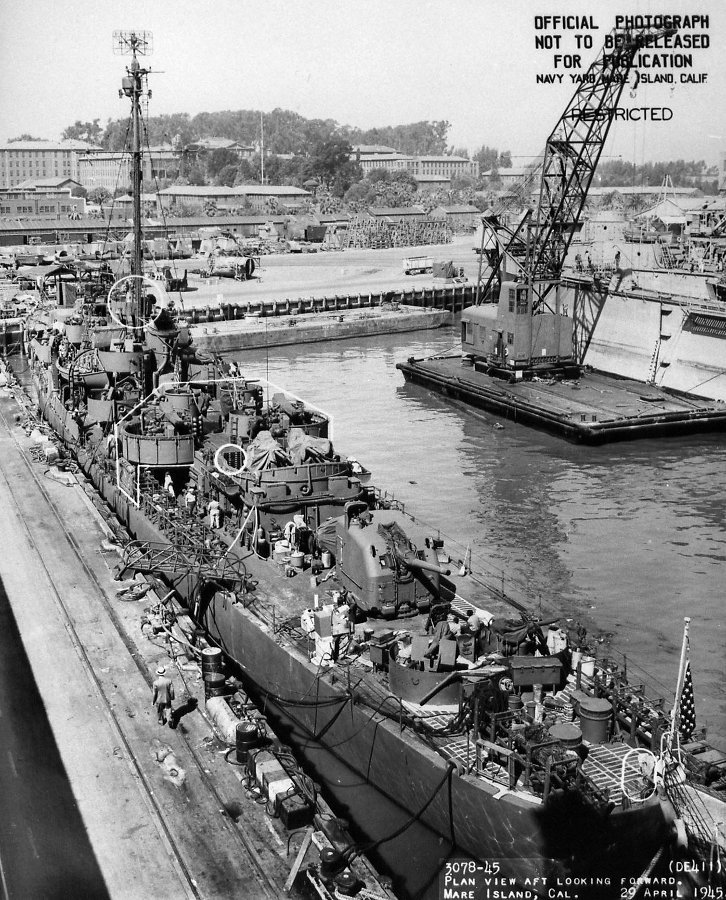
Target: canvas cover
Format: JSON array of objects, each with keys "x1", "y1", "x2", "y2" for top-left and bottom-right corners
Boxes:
[
  {"x1": 243, "y1": 430, "x2": 291, "y2": 471},
  {"x1": 287, "y1": 427, "x2": 332, "y2": 465},
  {"x1": 377, "y1": 520, "x2": 412, "y2": 560},
  {"x1": 316, "y1": 516, "x2": 338, "y2": 554},
  {"x1": 433, "y1": 260, "x2": 456, "y2": 279}
]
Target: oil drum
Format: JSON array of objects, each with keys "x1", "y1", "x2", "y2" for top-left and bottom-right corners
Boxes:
[
  {"x1": 549, "y1": 722, "x2": 583, "y2": 749},
  {"x1": 201, "y1": 646, "x2": 223, "y2": 679},
  {"x1": 204, "y1": 672, "x2": 227, "y2": 700},
  {"x1": 235, "y1": 720, "x2": 259, "y2": 764},
  {"x1": 578, "y1": 697, "x2": 612, "y2": 744}
]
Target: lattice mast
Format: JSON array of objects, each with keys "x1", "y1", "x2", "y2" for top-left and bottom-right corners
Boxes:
[
  {"x1": 522, "y1": 25, "x2": 671, "y2": 311},
  {"x1": 114, "y1": 30, "x2": 153, "y2": 310}
]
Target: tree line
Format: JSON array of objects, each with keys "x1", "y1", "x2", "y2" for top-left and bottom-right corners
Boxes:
[
  {"x1": 51, "y1": 111, "x2": 719, "y2": 202},
  {"x1": 597, "y1": 158, "x2": 718, "y2": 191},
  {"x1": 61, "y1": 111, "x2": 454, "y2": 157}
]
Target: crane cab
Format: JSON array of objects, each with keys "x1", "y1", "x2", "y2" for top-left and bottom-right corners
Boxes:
[{"x1": 462, "y1": 280, "x2": 575, "y2": 372}]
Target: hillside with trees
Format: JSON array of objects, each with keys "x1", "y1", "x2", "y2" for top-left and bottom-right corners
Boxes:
[
  {"x1": 597, "y1": 158, "x2": 718, "y2": 193},
  {"x1": 51, "y1": 107, "x2": 719, "y2": 204}
]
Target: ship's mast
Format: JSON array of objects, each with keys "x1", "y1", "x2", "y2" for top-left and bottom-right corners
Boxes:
[
  {"x1": 260, "y1": 111, "x2": 265, "y2": 184},
  {"x1": 114, "y1": 30, "x2": 153, "y2": 313}
]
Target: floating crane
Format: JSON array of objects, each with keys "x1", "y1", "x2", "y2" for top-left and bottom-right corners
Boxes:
[{"x1": 467, "y1": 24, "x2": 673, "y2": 375}]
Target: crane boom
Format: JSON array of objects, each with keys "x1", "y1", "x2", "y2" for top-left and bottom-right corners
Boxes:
[
  {"x1": 528, "y1": 27, "x2": 671, "y2": 307},
  {"x1": 464, "y1": 24, "x2": 676, "y2": 375},
  {"x1": 480, "y1": 25, "x2": 674, "y2": 314}
]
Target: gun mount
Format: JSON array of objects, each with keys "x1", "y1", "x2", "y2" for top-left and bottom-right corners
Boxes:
[{"x1": 331, "y1": 502, "x2": 452, "y2": 618}]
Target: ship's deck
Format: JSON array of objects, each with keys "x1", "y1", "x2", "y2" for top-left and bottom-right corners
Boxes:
[
  {"x1": 397, "y1": 356, "x2": 726, "y2": 444},
  {"x1": 421, "y1": 676, "x2": 651, "y2": 807}
]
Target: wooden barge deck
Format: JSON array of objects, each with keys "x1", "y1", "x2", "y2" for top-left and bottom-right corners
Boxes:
[{"x1": 396, "y1": 356, "x2": 726, "y2": 444}]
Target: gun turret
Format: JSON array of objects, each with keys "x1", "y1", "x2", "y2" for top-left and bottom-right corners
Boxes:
[{"x1": 332, "y1": 505, "x2": 452, "y2": 617}]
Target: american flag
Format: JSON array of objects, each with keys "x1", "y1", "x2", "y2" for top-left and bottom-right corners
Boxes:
[{"x1": 678, "y1": 660, "x2": 696, "y2": 742}]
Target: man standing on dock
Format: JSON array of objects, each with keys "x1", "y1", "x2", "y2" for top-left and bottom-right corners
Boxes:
[{"x1": 152, "y1": 666, "x2": 175, "y2": 725}]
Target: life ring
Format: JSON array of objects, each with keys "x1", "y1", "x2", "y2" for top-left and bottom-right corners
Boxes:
[
  {"x1": 300, "y1": 485, "x2": 312, "y2": 496},
  {"x1": 503, "y1": 347, "x2": 510, "y2": 358},
  {"x1": 498, "y1": 676, "x2": 514, "y2": 693}
]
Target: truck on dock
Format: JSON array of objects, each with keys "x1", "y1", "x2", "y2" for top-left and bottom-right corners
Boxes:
[{"x1": 402, "y1": 255, "x2": 433, "y2": 275}]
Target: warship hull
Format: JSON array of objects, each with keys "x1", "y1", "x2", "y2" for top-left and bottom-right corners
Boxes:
[{"x1": 32, "y1": 373, "x2": 674, "y2": 890}]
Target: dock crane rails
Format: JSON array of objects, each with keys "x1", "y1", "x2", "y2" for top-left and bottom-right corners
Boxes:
[{"x1": 466, "y1": 23, "x2": 675, "y2": 377}]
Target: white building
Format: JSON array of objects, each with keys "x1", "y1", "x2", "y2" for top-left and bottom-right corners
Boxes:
[
  {"x1": 78, "y1": 146, "x2": 181, "y2": 192},
  {"x1": 0, "y1": 140, "x2": 99, "y2": 189},
  {"x1": 350, "y1": 146, "x2": 478, "y2": 180}
]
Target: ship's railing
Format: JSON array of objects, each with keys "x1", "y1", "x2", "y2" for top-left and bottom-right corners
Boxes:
[
  {"x1": 139, "y1": 490, "x2": 216, "y2": 549},
  {"x1": 480, "y1": 711, "x2": 613, "y2": 806},
  {"x1": 683, "y1": 297, "x2": 726, "y2": 317},
  {"x1": 372, "y1": 486, "x2": 405, "y2": 513}
]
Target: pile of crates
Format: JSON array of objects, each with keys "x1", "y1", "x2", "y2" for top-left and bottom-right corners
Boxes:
[{"x1": 342, "y1": 215, "x2": 452, "y2": 250}]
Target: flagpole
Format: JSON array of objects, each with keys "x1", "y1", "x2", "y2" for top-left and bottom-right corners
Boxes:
[{"x1": 669, "y1": 616, "x2": 691, "y2": 744}]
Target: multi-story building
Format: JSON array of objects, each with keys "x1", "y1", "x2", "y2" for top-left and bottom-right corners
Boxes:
[
  {"x1": 350, "y1": 146, "x2": 479, "y2": 182},
  {"x1": 351, "y1": 145, "x2": 410, "y2": 176},
  {"x1": 77, "y1": 146, "x2": 182, "y2": 192},
  {"x1": 184, "y1": 138, "x2": 255, "y2": 160},
  {"x1": 0, "y1": 140, "x2": 99, "y2": 189},
  {"x1": 405, "y1": 156, "x2": 479, "y2": 180}
]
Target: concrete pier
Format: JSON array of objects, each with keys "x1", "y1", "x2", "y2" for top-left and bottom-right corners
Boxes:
[
  {"x1": 191, "y1": 304, "x2": 451, "y2": 352},
  {"x1": 0, "y1": 386, "x2": 285, "y2": 898},
  {"x1": 0, "y1": 372, "x2": 397, "y2": 899}
]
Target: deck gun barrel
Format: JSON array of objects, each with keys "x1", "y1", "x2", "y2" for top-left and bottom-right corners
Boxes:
[{"x1": 399, "y1": 554, "x2": 451, "y2": 577}]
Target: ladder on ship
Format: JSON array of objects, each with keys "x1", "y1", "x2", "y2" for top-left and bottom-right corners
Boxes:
[
  {"x1": 658, "y1": 243, "x2": 679, "y2": 270},
  {"x1": 646, "y1": 338, "x2": 661, "y2": 384}
]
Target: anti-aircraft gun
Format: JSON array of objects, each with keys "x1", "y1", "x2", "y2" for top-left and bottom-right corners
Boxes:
[{"x1": 331, "y1": 502, "x2": 451, "y2": 618}]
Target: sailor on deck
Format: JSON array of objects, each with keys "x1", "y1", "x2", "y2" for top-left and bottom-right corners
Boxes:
[
  {"x1": 330, "y1": 593, "x2": 352, "y2": 662},
  {"x1": 164, "y1": 471, "x2": 175, "y2": 499},
  {"x1": 207, "y1": 497, "x2": 221, "y2": 528}
]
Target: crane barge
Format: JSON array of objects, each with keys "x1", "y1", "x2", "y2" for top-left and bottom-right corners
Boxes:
[{"x1": 397, "y1": 25, "x2": 726, "y2": 444}]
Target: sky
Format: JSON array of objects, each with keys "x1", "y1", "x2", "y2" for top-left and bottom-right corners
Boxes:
[{"x1": 0, "y1": 0, "x2": 724, "y2": 166}]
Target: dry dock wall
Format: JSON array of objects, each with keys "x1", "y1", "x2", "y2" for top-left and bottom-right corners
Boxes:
[
  {"x1": 576, "y1": 290, "x2": 661, "y2": 382},
  {"x1": 574, "y1": 284, "x2": 726, "y2": 402},
  {"x1": 659, "y1": 314, "x2": 726, "y2": 398}
]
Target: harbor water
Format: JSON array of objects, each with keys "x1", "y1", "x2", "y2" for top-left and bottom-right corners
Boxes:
[
  {"x1": 226, "y1": 325, "x2": 726, "y2": 898},
  {"x1": 233, "y1": 327, "x2": 726, "y2": 746}
]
